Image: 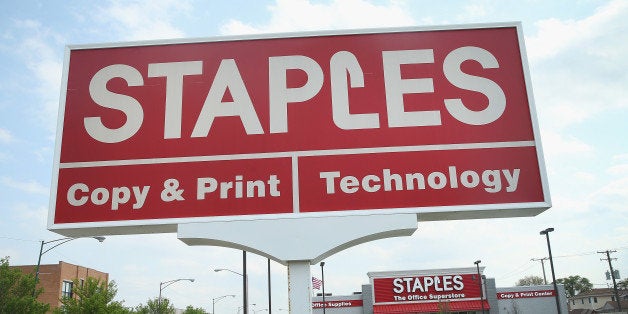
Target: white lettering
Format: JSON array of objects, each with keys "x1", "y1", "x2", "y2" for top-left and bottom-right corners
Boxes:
[
  {"x1": 86, "y1": 64, "x2": 144, "y2": 143},
  {"x1": 67, "y1": 183, "x2": 89, "y2": 206},
  {"x1": 392, "y1": 278, "x2": 405, "y2": 294},
  {"x1": 443, "y1": 46, "x2": 506, "y2": 125},
  {"x1": 196, "y1": 175, "x2": 281, "y2": 199},
  {"x1": 382, "y1": 49, "x2": 441, "y2": 127},
  {"x1": 503, "y1": 168, "x2": 520, "y2": 192},
  {"x1": 340, "y1": 175, "x2": 359, "y2": 193},
  {"x1": 197, "y1": 177, "x2": 218, "y2": 200},
  {"x1": 67, "y1": 183, "x2": 150, "y2": 210},
  {"x1": 83, "y1": 46, "x2": 509, "y2": 143},
  {"x1": 192, "y1": 59, "x2": 263, "y2": 137},
  {"x1": 269, "y1": 55, "x2": 324, "y2": 133},
  {"x1": 320, "y1": 167, "x2": 520, "y2": 194},
  {"x1": 320, "y1": 171, "x2": 341, "y2": 194},
  {"x1": 148, "y1": 61, "x2": 203, "y2": 139},
  {"x1": 453, "y1": 275, "x2": 464, "y2": 290},
  {"x1": 330, "y1": 51, "x2": 379, "y2": 129}
]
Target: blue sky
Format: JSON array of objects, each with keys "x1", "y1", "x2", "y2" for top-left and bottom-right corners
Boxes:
[{"x1": 1, "y1": 0, "x2": 627, "y2": 311}]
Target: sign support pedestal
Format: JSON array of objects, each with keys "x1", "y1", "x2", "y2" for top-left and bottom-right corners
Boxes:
[
  {"x1": 178, "y1": 214, "x2": 418, "y2": 313},
  {"x1": 288, "y1": 261, "x2": 313, "y2": 313}
]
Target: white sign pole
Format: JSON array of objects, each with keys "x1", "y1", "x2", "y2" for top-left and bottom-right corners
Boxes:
[
  {"x1": 287, "y1": 261, "x2": 313, "y2": 313},
  {"x1": 178, "y1": 214, "x2": 418, "y2": 313}
]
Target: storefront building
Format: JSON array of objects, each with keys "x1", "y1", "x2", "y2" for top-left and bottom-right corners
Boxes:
[
  {"x1": 496, "y1": 285, "x2": 568, "y2": 314},
  {"x1": 313, "y1": 267, "x2": 567, "y2": 314}
]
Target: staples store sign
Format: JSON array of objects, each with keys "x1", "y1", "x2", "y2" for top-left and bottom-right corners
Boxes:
[
  {"x1": 49, "y1": 23, "x2": 550, "y2": 235},
  {"x1": 373, "y1": 274, "x2": 482, "y2": 304}
]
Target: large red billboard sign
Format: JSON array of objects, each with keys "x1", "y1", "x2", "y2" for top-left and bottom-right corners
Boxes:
[{"x1": 49, "y1": 23, "x2": 550, "y2": 234}]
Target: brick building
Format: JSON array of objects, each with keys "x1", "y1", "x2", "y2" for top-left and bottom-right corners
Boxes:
[{"x1": 13, "y1": 261, "x2": 109, "y2": 310}]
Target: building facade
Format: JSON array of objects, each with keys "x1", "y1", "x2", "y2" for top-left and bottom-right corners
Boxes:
[
  {"x1": 312, "y1": 267, "x2": 568, "y2": 314},
  {"x1": 13, "y1": 261, "x2": 109, "y2": 310},
  {"x1": 568, "y1": 288, "x2": 628, "y2": 313}
]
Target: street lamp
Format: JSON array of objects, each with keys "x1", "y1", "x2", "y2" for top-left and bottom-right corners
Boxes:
[
  {"x1": 215, "y1": 268, "x2": 248, "y2": 313},
  {"x1": 237, "y1": 303, "x2": 256, "y2": 314},
  {"x1": 540, "y1": 227, "x2": 561, "y2": 314},
  {"x1": 212, "y1": 294, "x2": 235, "y2": 314},
  {"x1": 33, "y1": 236, "x2": 105, "y2": 296},
  {"x1": 474, "y1": 260, "x2": 486, "y2": 314},
  {"x1": 158, "y1": 278, "x2": 194, "y2": 310}
]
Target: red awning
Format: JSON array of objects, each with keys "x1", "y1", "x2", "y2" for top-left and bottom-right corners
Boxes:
[{"x1": 374, "y1": 300, "x2": 490, "y2": 313}]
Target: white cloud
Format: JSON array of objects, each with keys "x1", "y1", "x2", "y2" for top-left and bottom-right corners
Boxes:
[
  {"x1": 607, "y1": 164, "x2": 628, "y2": 176},
  {"x1": 96, "y1": 0, "x2": 190, "y2": 41},
  {"x1": 11, "y1": 19, "x2": 63, "y2": 133},
  {"x1": 456, "y1": 3, "x2": 490, "y2": 21},
  {"x1": 221, "y1": 0, "x2": 415, "y2": 35},
  {"x1": 0, "y1": 128, "x2": 13, "y2": 143},
  {"x1": 528, "y1": 0, "x2": 628, "y2": 139},
  {"x1": 9, "y1": 203, "x2": 48, "y2": 226},
  {"x1": 539, "y1": 130, "x2": 593, "y2": 158},
  {"x1": 526, "y1": 0, "x2": 628, "y2": 61},
  {"x1": 612, "y1": 153, "x2": 628, "y2": 163},
  {"x1": 1, "y1": 176, "x2": 49, "y2": 196}
]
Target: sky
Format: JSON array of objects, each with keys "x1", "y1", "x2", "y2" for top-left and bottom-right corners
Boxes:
[{"x1": 0, "y1": 0, "x2": 627, "y2": 312}]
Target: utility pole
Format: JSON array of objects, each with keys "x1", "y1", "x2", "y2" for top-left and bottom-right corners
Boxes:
[
  {"x1": 598, "y1": 250, "x2": 622, "y2": 312},
  {"x1": 531, "y1": 257, "x2": 549, "y2": 284}
]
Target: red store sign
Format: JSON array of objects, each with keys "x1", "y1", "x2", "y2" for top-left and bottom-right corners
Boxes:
[
  {"x1": 313, "y1": 300, "x2": 363, "y2": 308},
  {"x1": 49, "y1": 23, "x2": 550, "y2": 235},
  {"x1": 373, "y1": 273, "x2": 482, "y2": 304}
]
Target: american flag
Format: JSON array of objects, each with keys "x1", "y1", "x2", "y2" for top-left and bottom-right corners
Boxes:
[{"x1": 312, "y1": 277, "x2": 323, "y2": 290}]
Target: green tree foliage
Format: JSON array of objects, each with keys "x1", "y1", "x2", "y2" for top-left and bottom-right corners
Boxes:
[
  {"x1": 134, "y1": 297, "x2": 176, "y2": 314},
  {"x1": 618, "y1": 278, "x2": 628, "y2": 290},
  {"x1": 53, "y1": 277, "x2": 129, "y2": 314},
  {"x1": 515, "y1": 275, "x2": 545, "y2": 286},
  {"x1": 0, "y1": 256, "x2": 50, "y2": 314},
  {"x1": 556, "y1": 275, "x2": 593, "y2": 298},
  {"x1": 182, "y1": 305, "x2": 207, "y2": 314}
]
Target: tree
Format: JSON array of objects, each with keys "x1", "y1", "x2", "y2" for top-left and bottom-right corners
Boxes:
[
  {"x1": 134, "y1": 297, "x2": 176, "y2": 314},
  {"x1": 618, "y1": 278, "x2": 628, "y2": 290},
  {"x1": 53, "y1": 277, "x2": 130, "y2": 314},
  {"x1": 182, "y1": 305, "x2": 207, "y2": 314},
  {"x1": 515, "y1": 275, "x2": 545, "y2": 286},
  {"x1": 556, "y1": 275, "x2": 593, "y2": 298},
  {"x1": 0, "y1": 256, "x2": 50, "y2": 314}
]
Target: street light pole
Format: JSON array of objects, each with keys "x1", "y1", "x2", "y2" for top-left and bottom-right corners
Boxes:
[
  {"x1": 158, "y1": 278, "x2": 195, "y2": 311},
  {"x1": 33, "y1": 236, "x2": 105, "y2": 296},
  {"x1": 474, "y1": 260, "x2": 486, "y2": 314},
  {"x1": 215, "y1": 266, "x2": 248, "y2": 314},
  {"x1": 267, "y1": 258, "x2": 272, "y2": 314},
  {"x1": 243, "y1": 251, "x2": 248, "y2": 314},
  {"x1": 212, "y1": 294, "x2": 235, "y2": 314},
  {"x1": 541, "y1": 227, "x2": 561, "y2": 314},
  {"x1": 320, "y1": 262, "x2": 326, "y2": 314}
]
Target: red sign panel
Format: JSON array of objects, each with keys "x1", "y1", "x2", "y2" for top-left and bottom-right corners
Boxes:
[
  {"x1": 373, "y1": 274, "x2": 482, "y2": 304},
  {"x1": 49, "y1": 23, "x2": 550, "y2": 234},
  {"x1": 497, "y1": 290, "x2": 556, "y2": 299},
  {"x1": 312, "y1": 300, "x2": 363, "y2": 308}
]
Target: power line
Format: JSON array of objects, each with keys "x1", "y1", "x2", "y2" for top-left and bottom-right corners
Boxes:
[
  {"x1": 598, "y1": 250, "x2": 622, "y2": 312},
  {"x1": 0, "y1": 235, "x2": 39, "y2": 242},
  {"x1": 497, "y1": 245, "x2": 628, "y2": 281},
  {"x1": 497, "y1": 261, "x2": 537, "y2": 280}
]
